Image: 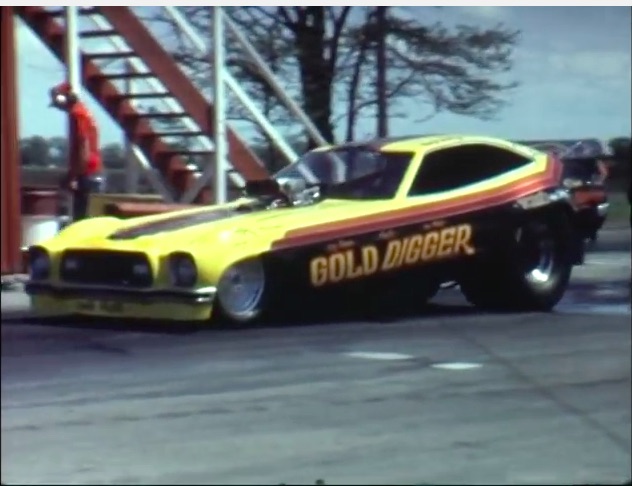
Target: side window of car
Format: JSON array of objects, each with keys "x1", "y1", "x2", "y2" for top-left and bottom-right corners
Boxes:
[{"x1": 408, "y1": 143, "x2": 533, "y2": 196}]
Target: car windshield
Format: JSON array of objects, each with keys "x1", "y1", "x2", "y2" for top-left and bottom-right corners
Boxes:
[{"x1": 274, "y1": 148, "x2": 413, "y2": 200}]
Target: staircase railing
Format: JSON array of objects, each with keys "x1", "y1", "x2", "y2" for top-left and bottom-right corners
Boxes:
[
  {"x1": 19, "y1": 6, "x2": 330, "y2": 204},
  {"x1": 160, "y1": 6, "x2": 322, "y2": 203}
]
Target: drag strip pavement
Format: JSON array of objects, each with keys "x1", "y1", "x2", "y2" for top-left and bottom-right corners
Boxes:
[{"x1": 1, "y1": 254, "x2": 631, "y2": 485}]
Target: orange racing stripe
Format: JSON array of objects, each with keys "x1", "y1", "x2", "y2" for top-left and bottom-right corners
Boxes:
[{"x1": 272, "y1": 156, "x2": 562, "y2": 250}]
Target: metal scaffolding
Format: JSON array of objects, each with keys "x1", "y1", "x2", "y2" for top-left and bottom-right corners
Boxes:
[
  {"x1": 65, "y1": 7, "x2": 81, "y2": 95},
  {"x1": 164, "y1": 6, "x2": 323, "y2": 203},
  {"x1": 55, "y1": 6, "x2": 327, "y2": 204},
  {"x1": 1, "y1": 7, "x2": 22, "y2": 275},
  {"x1": 3, "y1": 5, "x2": 331, "y2": 274},
  {"x1": 212, "y1": 6, "x2": 227, "y2": 205}
]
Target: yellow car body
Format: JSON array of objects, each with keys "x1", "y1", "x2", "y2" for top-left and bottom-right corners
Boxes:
[{"x1": 26, "y1": 134, "x2": 576, "y2": 323}]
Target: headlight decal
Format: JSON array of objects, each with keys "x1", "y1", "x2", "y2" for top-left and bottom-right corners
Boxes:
[{"x1": 168, "y1": 252, "x2": 198, "y2": 288}]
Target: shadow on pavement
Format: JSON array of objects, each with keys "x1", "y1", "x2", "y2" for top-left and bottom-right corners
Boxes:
[
  {"x1": 2, "y1": 278, "x2": 629, "y2": 337},
  {"x1": 0, "y1": 299, "x2": 484, "y2": 336}
]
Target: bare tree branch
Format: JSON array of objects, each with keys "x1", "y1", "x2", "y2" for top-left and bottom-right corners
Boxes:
[
  {"x1": 328, "y1": 6, "x2": 353, "y2": 72},
  {"x1": 143, "y1": 6, "x2": 521, "y2": 147}
]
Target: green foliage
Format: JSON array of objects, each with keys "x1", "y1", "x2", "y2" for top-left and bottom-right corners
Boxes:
[
  {"x1": 18, "y1": 136, "x2": 295, "y2": 174},
  {"x1": 20, "y1": 136, "x2": 51, "y2": 167},
  {"x1": 606, "y1": 136, "x2": 631, "y2": 192},
  {"x1": 19, "y1": 137, "x2": 126, "y2": 170},
  {"x1": 608, "y1": 136, "x2": 631, "y2": 161}
]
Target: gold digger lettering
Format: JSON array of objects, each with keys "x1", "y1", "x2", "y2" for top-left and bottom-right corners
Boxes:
[{"x1": 309, "y1": 224, "x2": 476, "y2": 287}]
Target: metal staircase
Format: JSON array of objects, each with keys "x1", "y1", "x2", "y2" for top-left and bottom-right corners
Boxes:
[{"x1": 16, "y1": 6, "x2": 276, "y2": 203}]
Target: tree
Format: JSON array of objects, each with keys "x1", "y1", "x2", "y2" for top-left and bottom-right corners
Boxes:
[
  {"x1": 147, "y1": 7, "x2": 520, "y2": 147},
  {"x1": 608, "y1": 137, "x2": 631, "y2": 161},
  {"x1": 343, "y1": 8, "x2": 520, "y2": 138},
  {"x1": 140, "y1": 7, "x2": 300, "y2": 160},
  {"x1": 19, "y1": 139, "x2": 34, "y2": 167},
  {"x1": 20, "y1": 136, "x2": 50, "y2": 167},
  {"x1": 47, "y1": 136, "x2": 68, "y2": 167},
  {"x1": 101, "y1": 143, "x2": 126, "y2": 170},
  {"x1": 225, "y1": 6, "x2": 354, "y2": 147},
  {"x1": 607, "y1": 136, "x2": 631, "y2": 192}
]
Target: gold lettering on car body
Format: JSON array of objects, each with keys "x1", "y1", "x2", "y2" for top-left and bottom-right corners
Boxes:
[
  {"x1": 421, "y1": 231, "x2": 439, "y2": 260},
  {"x1": 310, "y1": 245, "x2": 380, "y2": 287},
  {"x1": 437, "y1": 227, "x2": 456, "y2": 258},
  {"x1": 309, "y1": 223, "x2": 476, "y2": 287}
]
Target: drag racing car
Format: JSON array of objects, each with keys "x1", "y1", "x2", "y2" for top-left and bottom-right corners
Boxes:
[{"x1": 26, "y1": 135, "x2": 587, "y2": 324}]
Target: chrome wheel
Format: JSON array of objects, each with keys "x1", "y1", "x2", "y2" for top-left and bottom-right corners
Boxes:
[
  {"x1": 519, "y1": 224, "x2": 556, "y2": 284},
  {"x1": 217, "y1": 258, "x2": 266, "y2": 322},
  {"x1": 527, "y1": 239, "x2": 555, "y2": 283}
]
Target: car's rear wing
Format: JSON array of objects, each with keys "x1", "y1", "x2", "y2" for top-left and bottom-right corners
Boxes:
[
  {"x1": 514, "y1": 139, "x2": 615, "y2": 185},
  {"x1": 515, "y1": 138, "x2": 614, "y2": 162}
]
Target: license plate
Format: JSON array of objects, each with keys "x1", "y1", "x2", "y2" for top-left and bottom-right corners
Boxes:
[{"x1": 77, "y1": 300, "x2": 125, "y2": 314}]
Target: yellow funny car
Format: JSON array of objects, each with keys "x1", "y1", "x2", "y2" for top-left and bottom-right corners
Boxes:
[{"x1": 26, "y1": 134, "x2": 586, "y2": 324}]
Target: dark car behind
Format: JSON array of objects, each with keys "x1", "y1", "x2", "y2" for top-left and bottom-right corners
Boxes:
[
  {"x1": 516, "y1": 138, "x2": 611, "y2": 241},
  {"x1": 560, "y1": 156, "x2": 609, "y2": 241}
]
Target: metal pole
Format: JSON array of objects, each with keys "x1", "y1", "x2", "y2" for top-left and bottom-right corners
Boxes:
[
  {"x1": 213, "y1": 6, "x2": 227, "y2": 204},
  {"x1": 164, "y1": 5, "x2": 327, "y2": 148},
  {"x1": 65, "y1": 6, "x2": 81, "y2": 95},
  {"x1": 163, "y1": 6, "x2": 320, "y2": 203},
  {"x1": 124, "y1": 61, "x2": 140, "y2": 193},
  {"x1": 162, "y1": 6, "x2": 329, "y2": 203},
  {"x1": 64, "y1": 6, "x2": 81, "y2": 222},
  {"x1": 87, "y1": 14, "x2": 228, "y2": 198},
  {"x1": 223, "y1": 14, "x2": 328, "y2": 147},
  {"x1": 0, "y1": 7, "x2": 22, "y2": 275}
]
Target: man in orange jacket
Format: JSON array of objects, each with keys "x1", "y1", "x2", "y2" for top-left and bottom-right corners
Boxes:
[{"x1": 49, "y1": 82, "x2": 105, "y2": 221}]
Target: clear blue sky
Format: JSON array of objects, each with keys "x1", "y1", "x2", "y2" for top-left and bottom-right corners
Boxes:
[{"x1": 15, "y1": 6, "x2": 631, "y2": 147}]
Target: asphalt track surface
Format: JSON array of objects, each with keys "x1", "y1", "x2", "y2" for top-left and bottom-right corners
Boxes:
[{"x1": 2, "y1": 229, "x2": 630, "y2": 485}]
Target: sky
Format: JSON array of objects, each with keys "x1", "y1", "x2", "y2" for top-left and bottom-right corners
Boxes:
[{"x1": 14, "y1": 6, "x2": 632, "y2": 148}]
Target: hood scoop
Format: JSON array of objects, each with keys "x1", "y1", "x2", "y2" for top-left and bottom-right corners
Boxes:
[{"x1": 108, "y1": 208, "x2": 240, "y2": 240}]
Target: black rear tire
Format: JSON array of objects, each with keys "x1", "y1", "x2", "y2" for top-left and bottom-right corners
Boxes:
[{"x1": 459, "y1": 210, "x2": 574, "y2": 312}]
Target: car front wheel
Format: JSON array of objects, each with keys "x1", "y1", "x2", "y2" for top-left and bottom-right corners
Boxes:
[{"x1": 216, "y1": 258, "x2": 267, "y2": 324}]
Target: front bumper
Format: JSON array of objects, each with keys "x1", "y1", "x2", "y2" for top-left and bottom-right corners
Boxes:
[{"x1": 25, "y1": 282, "x2": 216, "y2": 322}]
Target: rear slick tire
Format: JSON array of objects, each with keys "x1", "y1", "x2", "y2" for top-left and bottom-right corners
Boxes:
[{"x1": 459, "y1": 211, "x2": 574, "y2": 312}]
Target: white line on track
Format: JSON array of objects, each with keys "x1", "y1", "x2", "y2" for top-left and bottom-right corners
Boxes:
[
  {"x1": 431, "y1": 362, "x2": 483, "y2": 371},
  {"x1": 344, "y1": 351, "x2": 414, "y2": 361}
]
